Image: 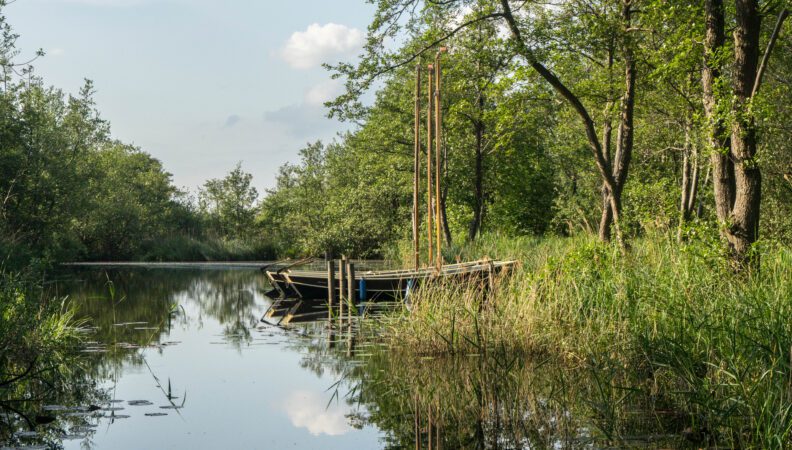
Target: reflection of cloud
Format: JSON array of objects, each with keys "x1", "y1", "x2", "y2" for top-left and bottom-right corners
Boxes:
[
  {"x1": 280, "y1": 23, "x2": 363, "y2": 69},
  {"x1": 283, "y1": 390, "x2": 352, "y2": 436},
  {"x1": 48, "y1": 48, "x2": 66, "y2": 57}
]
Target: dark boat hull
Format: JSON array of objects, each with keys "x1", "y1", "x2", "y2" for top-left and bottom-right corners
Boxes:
[
  {"x1": 267, "y1": 260, "x2": 515, "y2": 302},
  {"x1": 286, "y1": 273, "x2": 410, "y2": 302}
]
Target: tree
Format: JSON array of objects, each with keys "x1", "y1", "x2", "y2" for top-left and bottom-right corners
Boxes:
[
  {"x1": 199, "y1": 163, "x2": 259, "y2": 238},
  {"x1": 328, "y1": 0, "x2": 643, "y2": 247},
  {"x1": 703, "y1": 0, "x2": 788, "y2": 266}
]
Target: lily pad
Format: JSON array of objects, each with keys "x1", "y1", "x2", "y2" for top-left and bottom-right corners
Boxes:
[
  {"x1": 127, "y1": 400, "x2": 153, "y2": 406},
  {"x1": 61, "y1": 433, "x2": 89, "y2": 440},
  {"x1": 13, "y1": 431, "x2": 39, "y2": 438},
  {"x1": 42, "y1": 405, "x2": 68, "y2": 411},
  {"x1": 144, "y1": 412, "x2": 168, "y2": 417},
  {"x1": 1, "y1": 446, "x2": 49, "y2": 450}
]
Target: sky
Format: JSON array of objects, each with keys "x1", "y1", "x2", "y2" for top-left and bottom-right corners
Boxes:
[{"x1": 5, "y1": 0, "x2": 375, "y2": 193}]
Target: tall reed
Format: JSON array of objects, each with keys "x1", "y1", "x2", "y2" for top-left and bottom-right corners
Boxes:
[{"x1": 379, "y1": 234, "x2": 792, "y2": 447}]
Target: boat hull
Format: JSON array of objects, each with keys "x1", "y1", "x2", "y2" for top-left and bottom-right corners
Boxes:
[{"x1": 266, "y1": 260, "x2": 515, "y2": 302}]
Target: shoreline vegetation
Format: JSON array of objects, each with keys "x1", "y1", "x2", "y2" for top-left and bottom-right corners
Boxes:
[{"x1": 376, "y1": 233, "x2": 792, "y2": 447}]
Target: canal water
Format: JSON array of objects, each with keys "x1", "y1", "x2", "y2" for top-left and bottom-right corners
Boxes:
[
  {"x1": 1, "y1": 266, "x2": 686, "y2": 449},
  {"x1": 3, "y1": 267, "x2": 384, "y2": 449}
]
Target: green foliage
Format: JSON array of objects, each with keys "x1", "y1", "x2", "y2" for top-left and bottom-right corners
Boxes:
[
  {"x1": 199, "y1": 162, "x2": 259, "y2": 239},
  {"x1": 0, "y1": 271, "x2": 85, "y2": 383},
  {"x1": 258, "y1": 140, "x2": 409, "y2": 257}
]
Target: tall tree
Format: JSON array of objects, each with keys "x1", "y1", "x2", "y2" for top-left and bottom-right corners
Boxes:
[
  {"x1": 703, "y1": 0, "x2": 787, "y2": 265},
  {"x1": 199, "y1": 163, "x2": 259, "y2": 238}
]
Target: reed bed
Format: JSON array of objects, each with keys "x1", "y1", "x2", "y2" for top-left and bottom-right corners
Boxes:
[{"x1": 379, "y1": 234, "x2": 792, "y2": 447}]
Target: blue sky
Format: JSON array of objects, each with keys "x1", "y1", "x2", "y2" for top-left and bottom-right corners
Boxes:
[{"x1": 5, "y1": 0, "x2": 375, "y2": 193}]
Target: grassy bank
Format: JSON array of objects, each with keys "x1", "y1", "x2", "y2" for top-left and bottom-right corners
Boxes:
[
  {"x1": 0, "y1": 271, "x2": 108, "y2": 440},
  {"x1": 381, "y1": 234, "x2": 792, "y2": 447},
  {"x1": 138, "y1": 235, "x2": 276, "y2": 262},
  {"x1": 0, "y1": 272, "x2": 87, "y2": 408}
]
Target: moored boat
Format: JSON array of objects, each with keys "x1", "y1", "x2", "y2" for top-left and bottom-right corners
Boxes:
[{"x1": 265, "y1": 259, "x2": 516, "y2": 302}]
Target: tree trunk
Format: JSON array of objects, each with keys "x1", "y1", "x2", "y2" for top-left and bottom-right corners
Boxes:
[
  {"x1": 598, "y1": 189, "x2": 613, "y2": 241},
  {"x1": 469, "y1": 118, "x2": 484, "y2": 241},
  {"x1": 499, "y1": 0, "x2": 625, "y2": 248},
  {"x1": 678, "y1": 120, "x2": 698, "y2": 241},
  {"x1": 729, "y1": 0, "x2": 762, "y2": 263},
  {"x1": 703, "y1": 0, "x2": 764, "y2": 267},
  {"x1": 599, "y1": 86, "x2": 614, "y2": 242},
  {"x1": 703, "y1": 0, "x2": 736, "y2": 225},
  {"x1": 440, "y1": 185, "x2": 452, "y2": 245},
  {"x1": 440, "y1": 127, "x2": 453, "y2": 245},
  {"x1": 599, "y1": 1, "x2": 635, "y2": 243}
]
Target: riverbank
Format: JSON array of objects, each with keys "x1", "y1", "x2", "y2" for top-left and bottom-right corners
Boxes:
[
  {"x1": 0, "y1": 271, "x2": 92, "y2": 436},
  {"x1": 380, "y1": 234, "x2": 792, "y2": 447}
]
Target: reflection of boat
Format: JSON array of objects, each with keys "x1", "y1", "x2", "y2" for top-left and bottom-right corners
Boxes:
[{"x1": 265, "y1": 259, "x2": 516, "y2": 302}]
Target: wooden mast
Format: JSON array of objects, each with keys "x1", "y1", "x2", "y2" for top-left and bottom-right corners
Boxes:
[
  {"x1": 413, "y1": 64, "x2": 421, "y2": 271},
  {"x1": 434, "y1": 49, "x2": 446, "y2": 271},
  {"x1": 426, "y1": 64, "x2": 434, "y2": 266}
]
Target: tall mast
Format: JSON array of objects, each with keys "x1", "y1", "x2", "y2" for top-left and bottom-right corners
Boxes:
[
  {"x1": 413, "y1": 64, "x2": 421, "y2": 271},
  {"x1": 426, "y1": 64, "x2": 434, "y2": 266},
  {"x1": 434, "y1": 48, "x2": 446, "y2": 270}
]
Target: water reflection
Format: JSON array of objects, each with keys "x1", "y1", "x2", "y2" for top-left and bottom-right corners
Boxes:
[
  {"x1": 283, "y1": 390, "x2": 354, "y2": 436},
  {"x1": 292, "y1": 319, "x2": 688, "y2": 448},
  {"x1": 3, "y1": 268, "x2": 688, "y2": 449}
]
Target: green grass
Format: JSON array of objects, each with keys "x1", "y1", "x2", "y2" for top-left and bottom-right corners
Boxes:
[
  {"x1": 0, "y1": 271, "x2": 88, "y2": 402},
  {"x1": 139, "y1": 234, "x2": 277, "y2": 262},
  {"x1": 379, "y1": 233, "x2": 792, "y2": 447}
]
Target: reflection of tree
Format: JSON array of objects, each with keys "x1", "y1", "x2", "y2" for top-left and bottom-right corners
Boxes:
[
  {"x1": 0, "y1": 352, "x2": 107, "y2": 446},
  {"x1": 1, "y1": 267, "x2": 275, "y2": 448},
  {"x1": 183, "y1": 275, "x2": 262, "y2": 348},
  {"x1": 291, "y1": 325, "x2": 688, "y2": 449},
  {"x1": 57, "y1": 268, "x2": 270, "y2": 369}
]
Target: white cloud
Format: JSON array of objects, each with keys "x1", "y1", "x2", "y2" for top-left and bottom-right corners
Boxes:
[
  {"x1": 282, "y1": 390, "x2": 352, "y2": 436},
  {"x1": 304, "y1": 79, "x2": 342, "y2": 106},
  {"x1": 280, "y1": 23, "x2": 364, "y2": 70}
]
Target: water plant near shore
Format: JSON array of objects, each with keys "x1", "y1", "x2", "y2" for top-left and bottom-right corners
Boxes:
[{"x1": 379, "y1": 234, "x2": 792, "y2": 447}]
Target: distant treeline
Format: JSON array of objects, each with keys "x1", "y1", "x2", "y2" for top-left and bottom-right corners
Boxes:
[
  {"x1": 0, "y1": 17, "x2": 276, "y2": 266},
  {"x1": 4, "y1": 1, "x2": 792, "y2": 268}
]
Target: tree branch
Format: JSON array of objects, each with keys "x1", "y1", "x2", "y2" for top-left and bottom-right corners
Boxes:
[{"x1": 752, "y1": 8, "x2": 789, "y2": 98}]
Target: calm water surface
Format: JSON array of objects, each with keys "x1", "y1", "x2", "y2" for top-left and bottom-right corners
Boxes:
[
  {"x1": 7, "y1": 267, "x2": 384, "y2": 449},
  {"x1": 2, "y1": 266, "x2": 688, "y2": 449}
]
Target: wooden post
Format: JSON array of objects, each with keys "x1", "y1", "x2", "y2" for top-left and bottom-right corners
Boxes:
[
  {"x1": 347, "y1": 262, "x2": 356, "y2": 319},
  {"x1": 338, "y1": 257, "x2": 346, "y2": 319},
  {"x1": 426, "y1": 65, "x2": 434, "y2": 266},
  {"x1": 414, "y1": 396, "x2": 421, "y2": 450},
  {"x1": 434, "y1": 49, "x2": 446, "y2": 271},
  {"x1": 326, "y1": 259, "x2": 335, "y2": 319},
  {"x1": 413, "y1": 63, "x2": 422, "y2": 271},
  {"x1": 428, "y1": 405, "x2": 433, "y2": 450}
]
